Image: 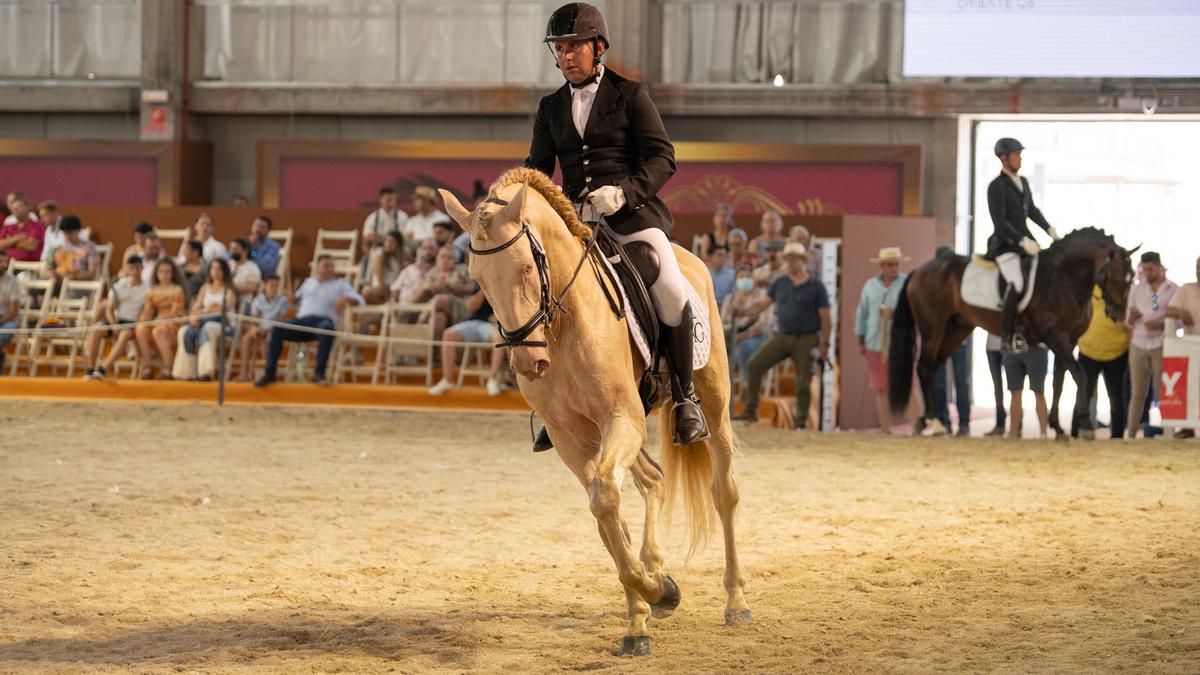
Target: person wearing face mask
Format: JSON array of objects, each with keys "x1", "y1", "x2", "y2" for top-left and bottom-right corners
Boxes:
[
  {"x1": 721, "y1": 265, "x2": 772, "y2": 392},
  {"x1": 228, "y1": 237, "x2": 263, "y2": 310},
  {"x1": 855, "y1": 247, "x2": 910, "y2": 434}
]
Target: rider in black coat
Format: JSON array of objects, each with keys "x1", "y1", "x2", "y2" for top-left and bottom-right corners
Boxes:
[
  {"x1": 986, "y1": 137, "x2": 1059, "y2": 353},
  {"x1": 524, "y1": 3, "x2": 708, "y2": 451}
]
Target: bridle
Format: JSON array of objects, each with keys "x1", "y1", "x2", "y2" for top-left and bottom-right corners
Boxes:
[
  {"x1": 1094, "y1": 249, "x2": 1132, "y2": 321},
  {"x1": 468, "y1": 199, "x2": 603, "y2": 349}
]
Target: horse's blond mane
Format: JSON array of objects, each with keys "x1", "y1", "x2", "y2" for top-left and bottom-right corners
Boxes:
[{"x1": 490, "y1": 167, "x2": 591, "y2": 241}]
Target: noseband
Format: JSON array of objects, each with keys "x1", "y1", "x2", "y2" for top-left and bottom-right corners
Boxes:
[{"x1": 468, "y1": 215, "x2": 602, "y2": 350}]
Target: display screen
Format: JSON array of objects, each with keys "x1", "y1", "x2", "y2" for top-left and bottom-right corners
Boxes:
[{"x1": 903, "y1": 0, "x2": 1200, "y2": 77}]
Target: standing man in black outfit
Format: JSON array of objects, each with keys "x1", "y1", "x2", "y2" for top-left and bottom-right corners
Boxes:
[
  {"x1": 986, "y1": 137, "x2": 1059, "y2": 353},
  {"x1": 525, "y1": 3, "x2": 709, "y2": 452}
]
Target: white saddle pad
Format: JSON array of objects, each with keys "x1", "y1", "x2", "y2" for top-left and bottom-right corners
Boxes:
[
  {"x1": 598, "y1": 254, "x2": 711, "y2": 371},
  {"x1": 961, "y1": 255, "x2": 1038, "y2": 312}
]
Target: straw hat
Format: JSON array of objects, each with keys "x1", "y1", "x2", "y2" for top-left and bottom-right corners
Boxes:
[
  {"x1": 870, "y1": 246, "x2": 910, "y2": 263},
  {"x1": 782, "y1": 242, "x2": 809, "y2": 259},
  {"x1": 413, "y1": 185, "x2": 437, "y2": 201}
]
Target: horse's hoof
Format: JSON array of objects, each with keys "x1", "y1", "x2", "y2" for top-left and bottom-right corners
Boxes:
[
  {"x1": 617, "y1": 635, "x2": 651, "y2": 657},
  {"x1": 724, "y1": 608, "x2": 753, "y2": 626},
  {"x1": 1055, "y1": 431, "x2": 1071, "y2": 443},
  {"x1": 1080, "y1": 428, "x2": 1096, "y2": 441},
  {"x1": 650, "y1": 575, "x2": 681, "y2": 619}
]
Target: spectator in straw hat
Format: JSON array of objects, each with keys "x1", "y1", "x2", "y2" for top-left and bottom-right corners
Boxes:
[
  {"x1": 855, "y1": 246, "x2": 909, "y2": 433},
  {"x1": 733, "y1": 241, "x2": 830, "y2": 429},
  {"x1": 403, "y1": 186, "x2": 451, "y2": 244}
]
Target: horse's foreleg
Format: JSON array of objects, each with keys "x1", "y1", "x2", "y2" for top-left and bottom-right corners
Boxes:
[
  {"x1": 588, "y1": 416, "x2": 672, "y2": 654},
  {"x1": 1047, "y1": 341, "x2": 1090, "y2": 441},
  {"x1": 706, "y1": 425, "x2": 751, "y2": 626}
]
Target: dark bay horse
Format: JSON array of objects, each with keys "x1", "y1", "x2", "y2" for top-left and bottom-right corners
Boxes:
[{"x1": 888, "y1": 228, "x2": 1135, "y2": 439}]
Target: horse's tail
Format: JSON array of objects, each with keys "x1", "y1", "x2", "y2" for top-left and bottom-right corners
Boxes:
[
  {"x1": 888, "y1": 275, "x2": 917, "y2": 415},
  {"x1": 661, "y1": 408, "x2": 715, "y2": 561}
]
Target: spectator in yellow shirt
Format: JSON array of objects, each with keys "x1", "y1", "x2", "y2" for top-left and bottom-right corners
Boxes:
[{"x1": 1073, "y1": 285, "x2": 1131, "y2": 438}]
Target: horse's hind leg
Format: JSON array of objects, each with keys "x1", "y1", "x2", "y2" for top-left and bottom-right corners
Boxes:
[
  {"x1": 1049, "y1": 356, "x2": 1068, "y2": 439},
  {"x1": 706, "y1": 419, "x2": 751, "y2": 625},
  {"x1": 630, "y1": 449, "x2": 665, "y2": 577}
]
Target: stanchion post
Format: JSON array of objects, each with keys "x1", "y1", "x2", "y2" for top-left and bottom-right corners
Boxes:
[{"x1": 217, "y1": 294, "x2": 227, "y2": 406}]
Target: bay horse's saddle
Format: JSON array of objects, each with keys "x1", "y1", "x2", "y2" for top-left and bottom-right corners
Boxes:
[{"x1": 961, "y1": 253, "x2": 1039, "y2": 312}]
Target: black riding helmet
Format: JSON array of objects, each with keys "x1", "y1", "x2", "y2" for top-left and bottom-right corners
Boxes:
[
  {"x1": 543, "y1": 3, "x2": 609, "y2": 77},
  {"x1": 994, "y1": 137, "x2": 1024, "y2": 157}
]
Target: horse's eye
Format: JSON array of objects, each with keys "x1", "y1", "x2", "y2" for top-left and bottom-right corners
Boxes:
[{"x1": 523, "y1": 264, "x2": 534, "y2": 275}]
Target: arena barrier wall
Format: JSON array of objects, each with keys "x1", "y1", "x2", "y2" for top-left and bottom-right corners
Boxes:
[{"x1": 1161, "y1": 321, "x2": 1200, "y2": 429}]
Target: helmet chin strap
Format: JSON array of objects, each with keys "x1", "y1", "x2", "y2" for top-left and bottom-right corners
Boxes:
[{"x1": 551, "y1": 40, "x2": 604, "y2": 87}]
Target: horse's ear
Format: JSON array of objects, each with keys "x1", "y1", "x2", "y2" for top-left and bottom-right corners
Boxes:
[
  {"x1": 1127, "y1": 243, "x2": 1142, "y2": 256},
  {"x1": 504, "y1": 181, "x2": 529, "y2": 224},
  {"x1": 439, "y1": 189, "x2": 472, "y2": 231}
]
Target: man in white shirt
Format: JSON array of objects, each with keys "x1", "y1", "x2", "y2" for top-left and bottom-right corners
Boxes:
[
  {"x1": 83, "y1": 255, "x2": 148, "y2": 380},
  {"x1": 37, "y1": 201, "x2": 88, "y2": 265},
  {"x1": 139, "y1": 235, "x2": 165, "y2": 286},
  {"x1": 390, "y1": 238, "x2": 438, "y2": 307},
  {"x1": 177, "y1": 213, "x2": 228, "y2": 264},
  {"x1": 362, "y1": 186, "x2": 408, "y2": 257},
  {"x1": 403, "y1": 186, "x2": 451, "y2": 244}
]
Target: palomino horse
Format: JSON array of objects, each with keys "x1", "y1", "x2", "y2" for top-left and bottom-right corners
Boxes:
[
  {"x1": 888, "y1": 228, "x2": 1135, "y2": 439},
  {"x1": 438, "y1": 167, "x2": 749, "y2": 657}
]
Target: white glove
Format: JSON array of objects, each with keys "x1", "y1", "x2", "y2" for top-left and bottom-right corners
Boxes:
[
  {"x1": 587, "y1": 185, "x2": 626, "y2": 216},
  {"x1": 1019, "y1": 237, "x2": 1040, "y2": 256},
  {"x1": 1047, "y1": 226, "x2": 1061, "y2": 241}
]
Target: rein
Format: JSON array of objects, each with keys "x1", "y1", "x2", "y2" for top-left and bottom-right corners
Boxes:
[{"x1": 469, "y1": 200, "x2": 613, "y2": 349}]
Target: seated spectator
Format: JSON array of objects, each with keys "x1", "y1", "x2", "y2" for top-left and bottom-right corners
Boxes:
[
  {"x1": 362, "y1": 186, "x2": 407, "y2": 262},
  {"x1": 708, "y1": 247, "x2": 735, "y2": 305},
  {"x1": 238, "y1": 274, "x2": 290, "y2": 381},
  {"x1": 0, "y1": 192, "x2": 45, "y2": 263},
  {"x1": 1166, "y1": 254, "x2": 1200, "y2": 337},
  {"x1": 418, "y1": 245, "x2": 476, "y2": 340},
  {"x1": 364, "y1": 231, "x2": 405, "y2": 305},
  {"x1": 254, "y1": 254, "x2": 364, "y2": 387},
  {"x1": 721, "y1": 265, "x2": 771, "y2": 388},
  {"x1": 247, "y1": 215, "x2": 281, "y2": 276},
  {"x1": 854, "y1": 247, "x2": 909, "y2": 434},
  {"x1": 180, "y1": 240, "x2": 207, "y2": 299},
  {"x1": 702, "y1": 203, "x2": 734, "y2": 259},
  {"x1": 2, "y1": 191, "x2": 40, "y2": 226},
  {"x1": 83, "y1": 255, "x2": 147, "y2": 380},
  {"x1": 403, "y1": 186, "x2": 451, "y2": 243},
  {"x1": 451, "y1": 181, "x2": 488, "y2": 263},
  {"x1": 748, "y1": 209, "x2": 786, "y2": 259},
  {"x1": 228, "y1": 237, "x2": 262, "y2": 310},
  {"x1": 728, "y1": 228, "x2": 756, "y2": 269},
  {"x1": 788, "y1": 224, "x2": 822, "y2": 279},
  {"x1": 0, "y1": 251, "x2": 20, "y2": 373},
  {"x1": 173, "y1": 258, "x2": 238, "y2": 381},
  {"x1": 122, "y1": 222, "x2": 155, "y2": 267},
  {"x1": 428, "y1": 289, "x2": 506, "y2": 397},
  {"x1": 391, "y1": 238, "x2": 437, "y2": 308},
  {"x1": 176, "y1": 213, "x2": 228, "y2": 264},
  {"x1": 752, "y1": 240, "x2": 786, "y2": 286},
  {"x1": 48, "y1": 215, "x2": 100, "y2": 284},
  {"x1": 1073, "y1": 285, "x2": 1130, "y2": 439},
  {"x1": 432, "y1": 220, "x2": 461, "y2": 261},
  {"x1": 137, "y1": 233, "x2": 166, "y2": 286},
  {"x1": 37, "y1": 201, "x2": 88, "y2": 267},
  {"x1": 135, "y1": 259, "x2": 188, "y2": 380},
  {"x1": 1005, "y1": 344, "x2": 1050, "y2": 439}
]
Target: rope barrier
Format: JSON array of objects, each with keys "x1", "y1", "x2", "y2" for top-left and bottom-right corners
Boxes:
[{"x1": 0, "y1": 310, "x2": 499, "y2": 349}]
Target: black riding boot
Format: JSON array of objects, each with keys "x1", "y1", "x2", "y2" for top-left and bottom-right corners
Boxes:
[
  {"x1": 664, "y1": 302, "x2": 710, "y2": 445},
  {"x1": 1000, "y1": 284, "x2": 1028, "y2": 354}
]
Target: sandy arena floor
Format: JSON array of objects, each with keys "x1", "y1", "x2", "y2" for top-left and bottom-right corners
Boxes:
[{"x1": 1, "y1": 399, "x2": 1198, "y2": 673}]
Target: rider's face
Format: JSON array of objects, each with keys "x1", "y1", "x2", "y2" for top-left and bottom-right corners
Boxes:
[
  {"x1": 1003, "y1": 150, "x2": 1023, "y2": 173},
  {"x1": 553, "y1": 38, "x2": 600, "y2": 85}
]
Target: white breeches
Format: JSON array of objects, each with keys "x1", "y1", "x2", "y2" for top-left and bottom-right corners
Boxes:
[
  {"x1": 996, "y1": 252, "x2": 1024, "y2": 293},
  {"x1": 610, "y1": 227, "x2": 688, "y2": 327}
]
